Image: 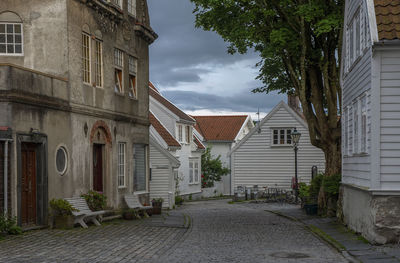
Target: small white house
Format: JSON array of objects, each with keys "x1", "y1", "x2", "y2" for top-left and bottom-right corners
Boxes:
[
  {"x1": 341, "y1": 0, "x2": 400, "y2": 244},
  {"x1": 149, "y1": 83, "x2": 205, "y2": 198},
  {"x1": 228, "y1": 100, "x2": 325, "y2": 192},
  {"x1": 193, "y1": 115, "x2": 254, "y2": 196},
  {"x1": 149, "y1": 113, "x2": 181, "y2": 209}
]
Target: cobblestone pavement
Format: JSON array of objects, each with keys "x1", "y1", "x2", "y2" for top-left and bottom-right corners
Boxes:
[
  {"x1": 157, "y1": 200, "x2": 348, "y2": 263},
  {"x1": 0, "y1": 200, "x2": 347, "y2": 263}
]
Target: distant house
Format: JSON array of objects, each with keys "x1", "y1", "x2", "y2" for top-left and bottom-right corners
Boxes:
[
  {"x1": 193, "y1": 115, "x2": 254, "y2": 196},
  {"x1": 149, "y1": 113, "x2": 180, "y2": 209},
  {"x1": 341, "y1": 0, "x2": 400, "y2": 244},
  {"x1": 228, "y1": 100, "x2": 325, "y2": 192},
  {"x1": 149, "y1": 83, "x2": 205, "y2": 198}
]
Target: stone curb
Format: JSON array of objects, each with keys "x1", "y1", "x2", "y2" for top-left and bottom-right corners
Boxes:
[{"x1": 265, "y1": 210, "x2": 359, "y2": 263}]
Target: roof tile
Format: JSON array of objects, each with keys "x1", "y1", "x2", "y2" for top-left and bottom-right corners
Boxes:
[
  {"x1": 375, "y1": 0, "x2": 400, "y2": 40},
  {"x1": 150, "y1": 113, "x2": 181, "y2": 148}
]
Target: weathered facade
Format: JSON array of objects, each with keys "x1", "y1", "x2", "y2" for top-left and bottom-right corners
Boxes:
[
  {"x1": 0, "y1": 0, "x2": 156, "y2": 227},
  {"x1": 341, "y1": 0, "x2": 400, "y2": 244}
]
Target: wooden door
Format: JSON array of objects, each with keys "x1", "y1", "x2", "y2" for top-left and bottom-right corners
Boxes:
[
  {"x1": 21, "y1": 143, "x2": 37, "y2": 226},
  {"x1": 93, "y1": 144, "x2": 103, "y2": 192}
]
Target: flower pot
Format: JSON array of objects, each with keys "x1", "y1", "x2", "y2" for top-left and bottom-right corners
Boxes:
[
  {"x1": 53, "y1": 215, "x2": 74, "y2": 229},
  {"x1": 304, "y1": 204, "x2": 318, "y2": 215},
  {"x1": 152, "y1": 202, "x2": 162, "y2": 215},
  {"x1": 123, "y1": 211, "x2": 136, "y2": 220}
]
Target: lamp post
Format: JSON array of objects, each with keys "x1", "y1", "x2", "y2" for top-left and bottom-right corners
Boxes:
[{"x1": 291, "y1": 128, "x2": 301, "y2": 203}]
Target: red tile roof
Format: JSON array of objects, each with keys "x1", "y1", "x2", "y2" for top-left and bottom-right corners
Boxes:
[
  {"x1": 193, "y1": 115, "x2": 249, "y2": 142},
  {"x1": 149, "y1": 84, "x2": 195, "y2": 123},
  {"x1": 149, "y1": 113, "x2": 181, "y2": 148},
  {"x1": 375, "y1": 0, "x2": 400, "y2": 40},
  {"x1": 193, "y1": 134, "x2": 205, "y2": 149}
]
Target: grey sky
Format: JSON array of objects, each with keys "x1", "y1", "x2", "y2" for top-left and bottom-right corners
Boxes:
[{"x1": 147, "y1": 0, "x2": 285, "y2": 118}]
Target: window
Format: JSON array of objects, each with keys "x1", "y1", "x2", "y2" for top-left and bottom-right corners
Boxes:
[
  {"x1": 128, "y1": 0, "x2": 136, "y2": 16},
  {"x1": 118, "y1": 142, "x2": 126, "y2": 188},
  {"x1": 134, "y1": 144, "x2": 147, "y2": 192},
  {"x1": 114, "y1": 48, "x2": 124, "y2": 93},
  {"x1": 0, "y1": 23, "x2": 23, "y2": 55},
  {"x1": 56, "y1": 146, "x2": 68, "y2": 175},
  {"x1": 348, "y1": 106, "x2": 353, "y2": 156},
  {"x1": 189, "y1": 159, "x2": 200, "y2": 184},
  {"x1": 272, "y1": 129, "x2": 293, "y2": 145},
  {"x1": 177, "y1": 125, "x2": 183, "y2": 142},
  {"x1": 355, "y1": 12, "x2": 361, "y2": 58},
  {"x1": 82, "y1": 33, "x2": 91, "y2": 84},
  {"x1": 186, "y1": 126, "x2": 191, "y2": 143},
  {"x1": 109, "y1": 0, "x2": 122, "y2": 7},
  {"x1": 353, "y1": 100, "x2": 359, "y2": 154},
  {"x1": 343, "y1": 108, "x2": 347, "y2": 155},
  {"x1": 361, "y1": 95, "x2": 367, "y2": 153},
  {"x1": 128, "y1": 55, "x2": 137, "y2": 98},
  {"x1": 94, "y1": 39, "x2": 103, "y2": 87}
]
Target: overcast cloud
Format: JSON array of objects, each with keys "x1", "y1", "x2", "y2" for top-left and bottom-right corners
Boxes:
[{"x1": 147, "y1": 0, "x2": 285, "y2": 119}]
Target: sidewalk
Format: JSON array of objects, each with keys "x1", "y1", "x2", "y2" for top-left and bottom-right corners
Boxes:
[{"x1": 266, "y1": 205, "x2": 400, "y2": 263}]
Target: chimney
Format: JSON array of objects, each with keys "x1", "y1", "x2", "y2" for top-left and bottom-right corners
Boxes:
[{"x1": 288, "y1": 95, "x2": 301, "y2": 112}]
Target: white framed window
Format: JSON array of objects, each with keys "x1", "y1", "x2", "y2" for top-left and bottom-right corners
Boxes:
[
  {"x1": 348, "y1": 106, "x2": 353, "y2": 156},
  {"x1": 128, "y1": 55, "x2": 137, "y2": 99},
  {"x1": 118, "y1": 142, "x2": 126, "y2": 188},
  {"x1": 0, "y1": 23, "x2": 23, "y2": 55},
  {"x1": 353, "y1": 100, "x2": 359, "y2": 154},
  {"x1": 128, "y1": 0, "x2": 136, "y2": 16},
  {"x1": 56, "y1": 146, "x2": 68, "y2": 175},
  {"x1": 177, "y1": 124, "x2": 183, "y2": 142},
  {"x1": 114, "y1": 48, "x2": 124, "y2": 93},
  {"x1": 361, "y1": 95, "x2": 367, "y2": 154},
  {"x1": 343, "y1": 108, "x2": 347, "y2": 156},
  {"x1": 189, "y1": 159, "x2": 200, "y2": 184},
  {"x1": 272, "y1": 128, "x2": 293, "y2": 145},
  {"x1": 94, "y1": 39, "x2": 103, "y2": 88},
  {"x1": 134, "y1": 144, "x2": 147, "y2": 192},
  {"x1": 194, "y1": 161, "x2": 199, "y2": 183},
  {"x1": 82, "y1": 33, "x2": 91, "y2": 84},
  {"x1": 189, "y1": 161, "x2": 194, "y2": 184},
  {"x1": 186, "y1": 126, "x2": 191, "y2": 143}
]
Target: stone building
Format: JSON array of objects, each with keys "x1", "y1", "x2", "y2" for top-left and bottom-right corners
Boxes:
[{"x1": 0, "y1": 0, "x2": 157, "y2": 227}]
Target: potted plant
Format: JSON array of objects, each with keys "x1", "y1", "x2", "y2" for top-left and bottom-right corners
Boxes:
[
  {"x1": 49, "y1": 199, "x2": 78, "y2": 229},
  {"x1": 81, "y1": 190, "x2": 107, "y2": 211},
  {"x1": 151, "y1": 197, "x2": 164, "y2": 214},
  {"x1": 122, "y1": 208, "x2": 139, "y2": 220}
]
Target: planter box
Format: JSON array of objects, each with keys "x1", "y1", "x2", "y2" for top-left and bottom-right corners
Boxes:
[
  {"x1": 52, "y1": 215, "x2": 74, "y2": 229},
  {"x1": 152, "y1": 202, "x2": 162, "y2": 215},
  {"x1": 304, "y1": 204, "x2": 318, "y2": 215}
]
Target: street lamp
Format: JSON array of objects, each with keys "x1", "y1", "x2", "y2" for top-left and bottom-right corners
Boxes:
[{"x1": 291, "y1": 128, "x2": 301, "y2": 203}]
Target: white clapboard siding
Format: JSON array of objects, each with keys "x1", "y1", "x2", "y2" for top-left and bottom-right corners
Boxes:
[
  {"x1": 149, "y1": 143, "x2": 176, "y2": 209},
  {"x1": 231, "y1": 103, "x2": 325, "y2": 190},
  {"x1": 150, "y1": 97, "x2": 177, "y2": 135},
  {"x1": 379, "y1": 49, "x2": 400, "y2": 189}
]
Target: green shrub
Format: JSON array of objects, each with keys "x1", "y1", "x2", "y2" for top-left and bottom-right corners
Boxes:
[
  {"x1": 81, "y1": 190, "x2": 107, "y2": 211},
  {"x1": 50, "y1": 199, "x2": 78, "y2": 216},
  {"x1": 0, "y1": 216, "x2": 22, "y2": 235},
  {"x1": 323, "y1": 174, "x2": 341, "y2": 196},
  {"x1": 298, "y1": 182, "x2": 310, "y2": 199},
  {"x1": 151, "y1": 197, "x2": 164, "y2": 204},
  {"x1": 310, "y1": 174, "x2": 324, "y2": 197},
  {"x1": 175, "y1": 196, "x2": 184, "y2": 205}
]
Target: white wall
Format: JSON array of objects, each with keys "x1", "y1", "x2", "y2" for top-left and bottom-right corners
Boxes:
[
  {"x1": 231, "y1": 104, "x2": 325, "y2": 191},
  {"x1": 176, "y1": 142, "x2": 202, "y2": 196}
]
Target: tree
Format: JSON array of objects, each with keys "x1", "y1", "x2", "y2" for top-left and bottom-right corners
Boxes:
[
  {"x1": 201, "y1": 147, "x2": 230, "y2": 188},
  {"x1": 191, "y1": 0, "x2": 343, "y2": 213}
]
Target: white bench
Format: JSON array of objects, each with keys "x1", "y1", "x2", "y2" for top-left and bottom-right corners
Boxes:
[
  {"x1": 65, "y1": 197, "x2": 105, "y2": 228},
  {"x1": 124, "y1": 194, "x2": 152, "y2": 218}
]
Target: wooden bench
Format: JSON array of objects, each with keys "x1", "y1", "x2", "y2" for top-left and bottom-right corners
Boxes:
[
  {"x1": 65, "y1": 197, "x2": 106, "y2": 228},
  {"x1": 124, "y1": 194, "x2": 152, "y2": 218}
]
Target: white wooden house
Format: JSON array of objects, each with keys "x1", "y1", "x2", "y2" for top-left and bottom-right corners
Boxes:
[
  {"x1": 228, "y1": 100, "x2": 325, "y2": 192},
  {"x1": 149, "y1": 83, "x2": 205, "y2": 198},
  {"x1": 149, "y1": 113, "x2": 180, "y2": 209},
  {"x1": 193, "y1": 115, "x2": 254, "y2": 196},
  {"x1": 341, "y1": 0, "x2": 400, "y2": 244}
]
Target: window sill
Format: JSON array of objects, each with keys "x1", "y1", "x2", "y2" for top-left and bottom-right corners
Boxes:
[
  {"x1": 346, "y1": 153, "x2": 369, "y2": 158},
  {"x1": 128, "y1": 96, "x2": 138, "y2": 101},
  {"x1": 0, "y1": 53, "x2": 24, "y2": 57},
  {"x1": 118, "y1": 186, "x2": 127, "y2": 189},
  {"x1": 189, "y1": 182, "x2": 199, "y2": 185},
  {"x1": 134, "y1": 191, "x2": 148, "y2": 195},
  {"x1": 270, "y1": 144, "x2": 293, "y2": 148},
  {"x1": 114, "y1": 92, "x2": 125, "y2": 97}
]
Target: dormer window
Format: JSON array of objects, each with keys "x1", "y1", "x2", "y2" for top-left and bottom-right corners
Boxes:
[{"x1": 0, "y1": 12, "x2": 23, "y2": 56}]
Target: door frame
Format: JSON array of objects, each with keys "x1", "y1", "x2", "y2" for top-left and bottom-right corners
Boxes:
[{"x1": 16, "y1": 133, "x2": 48, "y2": 227}]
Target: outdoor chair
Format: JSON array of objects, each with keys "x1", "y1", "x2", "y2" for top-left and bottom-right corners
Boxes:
[
  {"x1": 65, "y1": 197, "x2": 106, "y2": 228},
  {"x1": 124, "y1": 194, "x2": 152, "y2": 218}
]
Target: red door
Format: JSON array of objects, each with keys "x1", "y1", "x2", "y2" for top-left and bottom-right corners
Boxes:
[
  {"x1": 21, "y1": 143, "x2": 37, "y2": 226},
  {"x1": 93, "y1": 144, "x2": 103, "y2": 192}
]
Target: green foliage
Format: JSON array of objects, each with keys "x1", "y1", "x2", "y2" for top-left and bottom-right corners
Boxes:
[
  {"x1": 50, "y1": 199, "x2": 78, "y2": 216},
  {"x1": 310, "y1": 174, "x2": 324, "y2": 198},
  {"x1": 151, "y1": 197, "x2": 164, "y2": 204},
  {"x1": 175, "y1": 196, "x2": 184, "y2": 205},
  {"x1": 322, "y1": 174, "x2": 342, "y2": 196},
  {"x1": 81, "y1": 190, "x2": 107, "y2": 211},
  {"x1": 298, "y1": 182, "x2": 310, "y2": 199},
  {"x1": 0, "y1": 216, "x2": 22, "y2": 235},
  {"x1": 189, "y1": 194, "x2": 192, "y2": 201},
  {"x1": 201, "y1": 147, "x2": 230, "y2": 188}
]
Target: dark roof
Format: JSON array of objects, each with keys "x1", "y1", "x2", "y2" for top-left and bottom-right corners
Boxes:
[
  {"x1": 149, "y1": 113, "x2": 181, "y2": 148},
  {"x1": 375, "y1": 0, "x2": 400, "y2": 40},
  {"x1": 192, "y1": 115, "x2": 249, "y2": 142},
  {"x1": 149, "y1": 84, "x2": 195, "y2": 123}
]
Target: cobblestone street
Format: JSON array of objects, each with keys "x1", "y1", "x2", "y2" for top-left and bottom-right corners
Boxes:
[{"x1": 0, "y1": 200, "x2": 347, "y2": 263}]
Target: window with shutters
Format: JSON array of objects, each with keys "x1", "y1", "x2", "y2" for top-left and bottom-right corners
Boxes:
[
  {"x1": 114, "y1": 48, "x2": 124, "y2": 93},
  {"x1": 134, "y1": 144, "x2": 147, "y2": 192}
]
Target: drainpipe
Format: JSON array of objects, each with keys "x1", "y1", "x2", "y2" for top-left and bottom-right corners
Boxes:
[{"x1": 3, "y1": 141, "x2": 8, "y2": 216}]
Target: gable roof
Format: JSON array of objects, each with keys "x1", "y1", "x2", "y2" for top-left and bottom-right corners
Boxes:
[
  {"x1": 193, "y1": 134, "x2": 205, "y2": 149},
  {"x1": 149, "y1": 112, "x2": 181, "y2": 148},
  {"x1": 192, "y1": 115, "x2": 250, "y2": 142},
  {"x1": 149, "y1": 135, "x2": 180, "y2": 168},
  {"x1": 149, "y1": 83, "x2": 195, "y2": 123},
  {"x1": 228, "y1": 101, "x2": 307, "y2": 156},
  {"x1": 374, "y1": 0, "x2": 400, "y2": 40}
]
